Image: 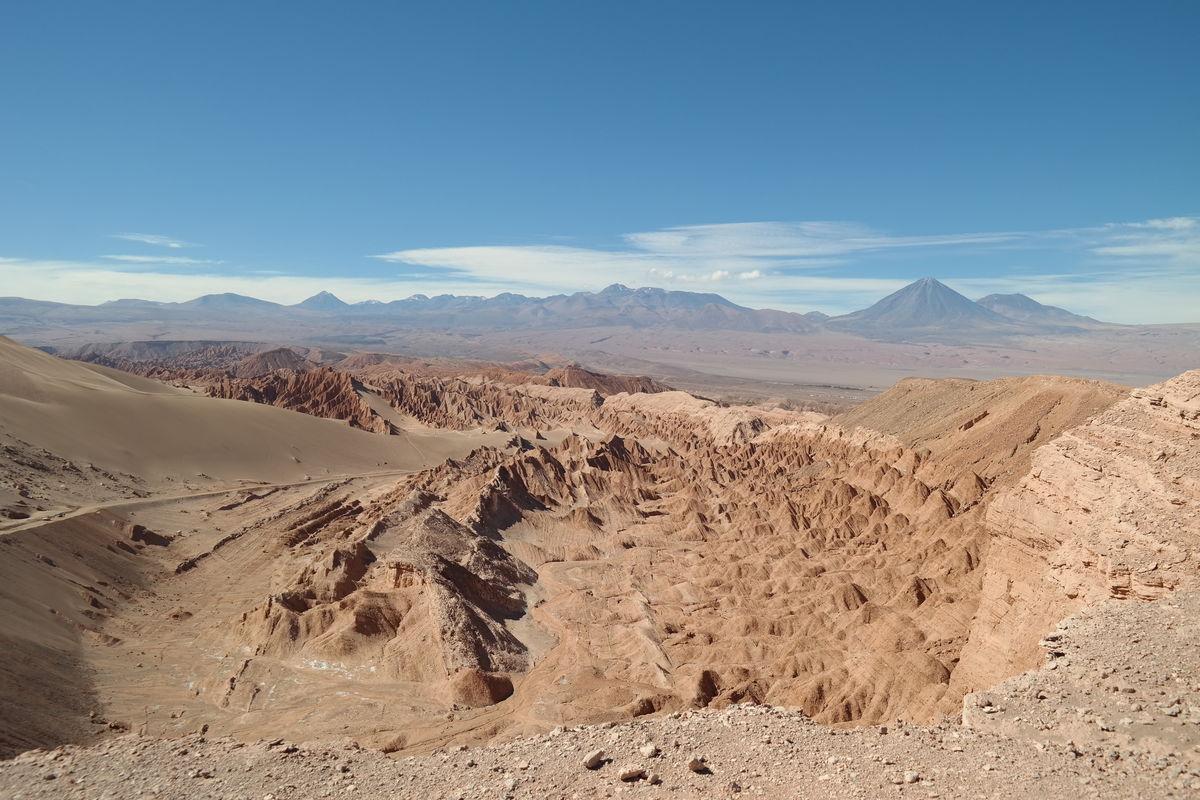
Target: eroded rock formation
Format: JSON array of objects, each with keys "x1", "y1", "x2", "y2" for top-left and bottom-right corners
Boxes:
[
  {"x1": 3, "y1": 332, "x2": 1197, "y2": 760},
  {"x1": 204, "y1": 367, "x2": 399, "y2": 434}
]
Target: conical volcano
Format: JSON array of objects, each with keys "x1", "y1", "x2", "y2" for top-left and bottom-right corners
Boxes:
[{"x1": 829, "y1": 277, "x2": 1017, "y2": 339}]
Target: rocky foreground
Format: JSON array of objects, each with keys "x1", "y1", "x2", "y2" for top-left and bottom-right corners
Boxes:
[{"x1": 4, "y1": 592, "x2": 1198, "y2": 800}]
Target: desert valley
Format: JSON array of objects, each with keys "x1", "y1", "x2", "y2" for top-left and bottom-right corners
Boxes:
[
  {"x1": 2, "y1": 3, "x2": 1197, "y2": 797},
  {"x1": 0, "y1": 279, "x2": 1198, "y2": 799}
]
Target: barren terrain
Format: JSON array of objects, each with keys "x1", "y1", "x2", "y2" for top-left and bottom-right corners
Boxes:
[
  {"x1": 5, "y1": 591, "x2": 1198, "y2": 799},
  {"x1": 0, "y1": 334, "x2": 1196, "y2": 798}
]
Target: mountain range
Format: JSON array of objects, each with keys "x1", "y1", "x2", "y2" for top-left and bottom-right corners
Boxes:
[
  {"x1": 0, "y1": 278, "x2": 1126, "y2": 339},
  {"x1": 8, "y1": 277, "x2": 1198, "y2": 392}
]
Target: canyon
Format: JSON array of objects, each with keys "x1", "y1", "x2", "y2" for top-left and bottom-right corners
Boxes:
[{"x1": 0, "y1": 335, "x2": 1197, "y2": 798}]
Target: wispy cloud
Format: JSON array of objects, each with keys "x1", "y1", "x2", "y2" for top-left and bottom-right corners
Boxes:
[
  {"x1": 101, "y1": 254, "x2": 223, "y2": 265},
  {"x1": 647, "y1": 267, "x2": 766, "y2": 282},
  {"x1": 625, "y1": 221, "x2": 1023, "y2": 259},
  {"x1": 371, "y1": 221, "x2": 1028, "y2": 292},
  {"x1": 1090, "y1": 217, "x2": 1200, "y2": 263},
  {"x1": 111, "y1": 233, "x2": 199, "y2": 248}
]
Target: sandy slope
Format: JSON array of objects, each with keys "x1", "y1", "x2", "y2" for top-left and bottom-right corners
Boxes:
[
  {"x1": 0, "y1": 336, "x2": 515, "y2": 756},
  {"x1": 0, "y1": 336, "x2": 496, "y2": 508}
]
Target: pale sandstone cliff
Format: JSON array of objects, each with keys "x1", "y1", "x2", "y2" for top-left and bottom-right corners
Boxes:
[{"x1": 952, "y1": 370, "x2": 1200, "y2": 696}]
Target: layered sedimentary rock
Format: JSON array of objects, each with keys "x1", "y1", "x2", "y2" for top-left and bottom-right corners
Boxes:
[{"x1": 952, "y1": 370, "x2": 1200, "y2": 696}]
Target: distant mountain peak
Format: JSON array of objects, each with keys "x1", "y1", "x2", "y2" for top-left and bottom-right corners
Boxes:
[
  {"x1": 906, "y1": 276, "x2": 958, "y2": 294},
  {"x1": 182, "y1": 293, "x2": 282, "y2": 309},
  {"x1": 828, "y1": 277, "x2": 1011, "y2": 335},
  {"x1": 978, "y1": 291, "x2": 1038, "y2": 307},
  {"x1": 294, "y1": 291, "x2": 349, "y2": 311},
  {"x1": 977, "y1": 292, "x2": 1099, "y2": 326},
  {"x1": 100, "y1": 298, "x2": 166, "y2": 308}
]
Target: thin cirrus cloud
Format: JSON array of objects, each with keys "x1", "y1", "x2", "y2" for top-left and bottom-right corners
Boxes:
[
  {"x1": 623, "y1": 221, "x2": 1024, "y2": 259},
  {"x1": 101, "y1": 255, "x2": 223, "y2": 265},
  {"x1": 370, "y1": 221, "x2": 1036, "y2": 290},
  {"x1": 111, "y1": 233, "x2": 199, "y2": 249},
  {"x1": 372, "y1": 216, "x2": 1199, "y2": 285},
  {"x1": 1089, "y1": 217, "x2": 1200, "y2": 262}
]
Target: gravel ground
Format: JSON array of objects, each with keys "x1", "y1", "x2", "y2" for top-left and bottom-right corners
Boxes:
[{"x1": 2, "y1": 698, "x2": 1195, "y2": 800}]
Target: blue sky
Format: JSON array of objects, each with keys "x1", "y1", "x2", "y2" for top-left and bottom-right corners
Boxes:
[{"x1": 1, "y1": 1, "x2": 1197, "y2": 321}]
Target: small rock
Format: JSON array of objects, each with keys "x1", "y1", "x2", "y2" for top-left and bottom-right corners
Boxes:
[
  {"x1": 639, "y1": 743, "x2": 660, "y2": 758},
  {"x1": 618, "y1": 765, "x2": 646, "y2": 782},
  {"x1": 688, "y1": 756, "x2": 709, "y2": 773},
  {"x1": 584, "y1": 749, "x2": 605, "y2": 769},
  {"x1": 904, "y1": 771, "x2": 920, "y2": 784}
]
